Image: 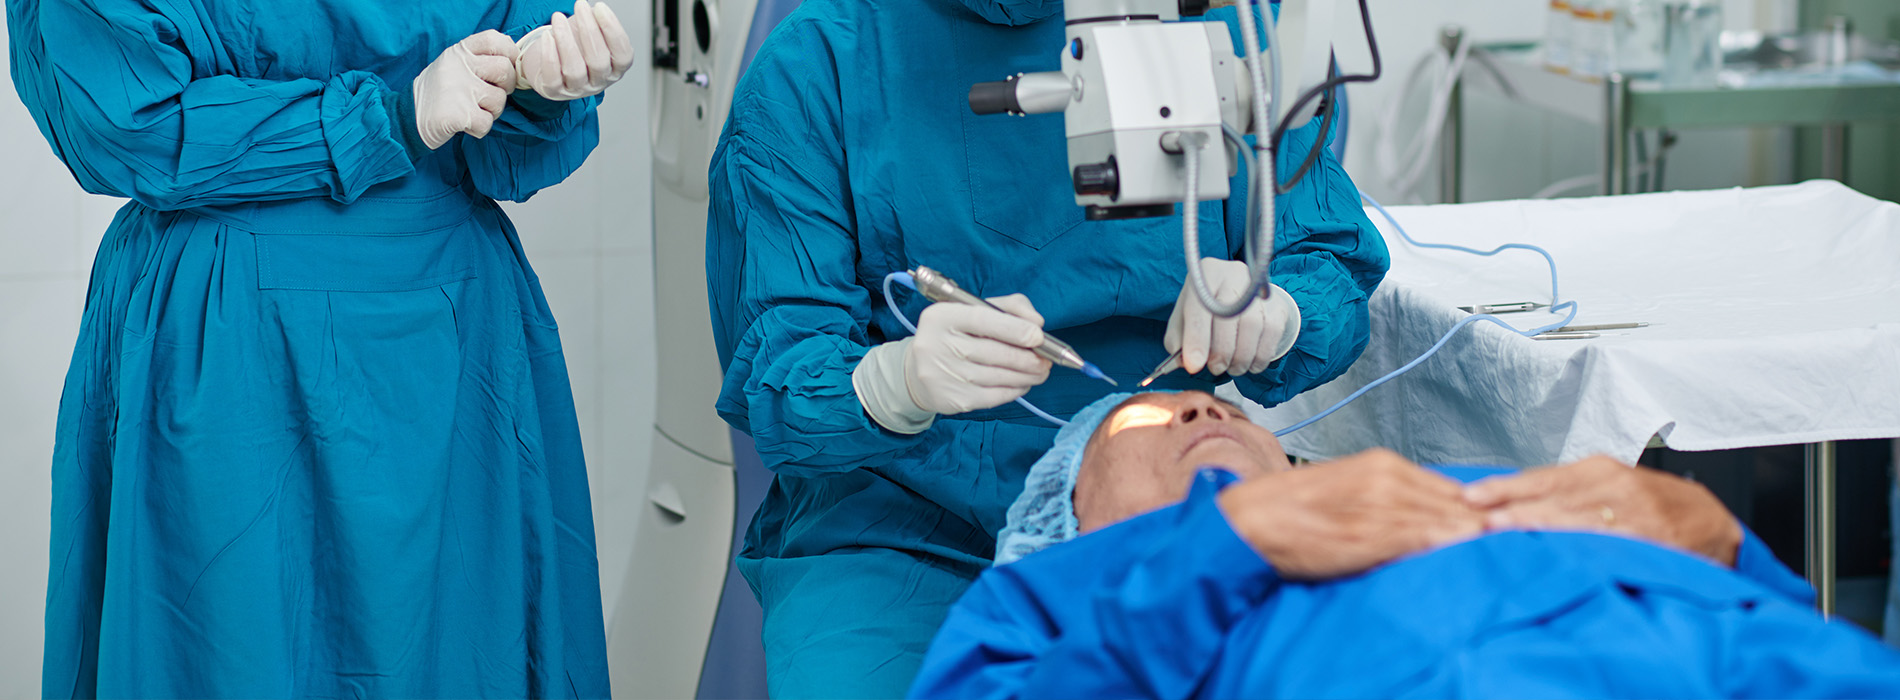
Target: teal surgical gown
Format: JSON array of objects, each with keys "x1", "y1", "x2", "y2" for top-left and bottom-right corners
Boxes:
[
  {"x1": 705, "y1": 0, "x2": 1389, "y2": 697},
  {"x1": 10, "y1": 0, "x2": 611, "y2": 695},
  {"x1": 912, "y1": 468, "x2": 1900, "y2": 700}
]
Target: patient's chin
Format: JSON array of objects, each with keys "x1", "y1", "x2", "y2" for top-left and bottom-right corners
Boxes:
[{"x1": 1183, "y1": 440, "x2": 1271, "y2": 476}]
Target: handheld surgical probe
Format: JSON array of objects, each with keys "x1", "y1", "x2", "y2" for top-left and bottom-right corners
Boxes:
[{"x1": 908, "y1": 267, "x2": 1118, "y2": 386}]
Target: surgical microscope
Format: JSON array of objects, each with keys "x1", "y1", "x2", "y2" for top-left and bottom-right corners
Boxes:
[{"x1": 966, "y1": 0, "x2": 1374, "y2": 324}]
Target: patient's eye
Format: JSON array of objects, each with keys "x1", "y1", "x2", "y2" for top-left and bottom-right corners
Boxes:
[{"x1": 1105, "y1": 404, "x2": 1175, "y2": 437}]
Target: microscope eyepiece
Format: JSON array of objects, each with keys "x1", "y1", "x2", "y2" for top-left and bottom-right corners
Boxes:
[{"x1": 968, "y1": 76, "x2": 1023, "y2": 116}]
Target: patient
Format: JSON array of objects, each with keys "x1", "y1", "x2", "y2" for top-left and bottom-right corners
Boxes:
[{"x1": 909, "y1": 391, "x2": 1900, "y2": 700}]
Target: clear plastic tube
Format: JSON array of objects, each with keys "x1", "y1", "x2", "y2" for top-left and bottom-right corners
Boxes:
[
  {"x1": 1182, "y1": 0, "x2": 1278, "y2": 319},
  {"x1": 1272, "y1": 191, "x2": 1580, "y2": 436}
]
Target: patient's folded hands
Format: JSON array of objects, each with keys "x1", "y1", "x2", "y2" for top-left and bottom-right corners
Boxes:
[
  {"x1": 1214, "y1": 450, "x2": 1744, "y2": 581},
  {"x1": 1068, "y1": 391, "x2": 1741, "y2": 578},
  {"x1": 1217, "y1": 449, "x2": 1486, "y2": 581},
  {"x1": 1464, "y1": 457, "x2": 1744, "y2": 567}
]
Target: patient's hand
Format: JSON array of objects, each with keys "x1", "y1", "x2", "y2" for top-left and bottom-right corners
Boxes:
[
  {"x1": 1218, "y1": 449, "x2": 1485, "y2": 581},
  {"x1": 1463, "y1": 457, "x2": 1743, "y2": 567}
]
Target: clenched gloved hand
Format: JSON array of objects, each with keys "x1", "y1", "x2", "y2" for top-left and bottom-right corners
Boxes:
[
  {"x1": 413, "y1": 31, "x2": 519, "y2": 150},
  {"x1": 1165, "y1": 257, "x2": 1302, "y2": 376},
  {"x1": 854, "y1": 295, "x2": 1054, "y2": 434},
  {"x1": 516, "y1": 0, "x2": 635, "y2": 101}
]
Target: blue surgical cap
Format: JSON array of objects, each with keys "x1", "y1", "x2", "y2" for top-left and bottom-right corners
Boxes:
[{"x1": 996, "y1": 391, "x2": 1181, "y2": 565}]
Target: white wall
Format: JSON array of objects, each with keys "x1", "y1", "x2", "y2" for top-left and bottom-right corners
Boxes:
[
  {"x1": 500, "y1": 47, "x2": 658, "y2": 631},
  {"x1": 0, "y1": 16, "x2": 116, "y2": 687},
  {"x1": 0, "y1": 14, "x2": 654, "y2": 698},
  {"x1": 1345, "y1": 0, "x2": 1799, "y2": 205}
]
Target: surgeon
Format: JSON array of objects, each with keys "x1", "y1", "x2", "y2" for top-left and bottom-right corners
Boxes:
[
  {"x1": 705, "y1": 0, "x2": 1389, "y2": 696},
  {"x1": 11, "y1": 0, "x2": 631, "y2": 695}
]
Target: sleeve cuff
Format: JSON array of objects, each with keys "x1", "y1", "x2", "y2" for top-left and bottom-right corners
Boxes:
[
  {"x1": 509, "y1": 91, "x2": 571, "y2": 122},
  {"x1": 318, "y1": 72, "x2": 419, "y2": 202},
  {"x1": 1733, "y1": 524, "x2": 1815, "y2": 606},
  {"x1": 380, "y1": 88, "x2": 431, "y2": 161},
  {"x1": 853, "y1": 339, "x2": 937, "y2": 434},
  {"x1": 1265, "y1": 282, "x2": 1302, "y2": 362}
]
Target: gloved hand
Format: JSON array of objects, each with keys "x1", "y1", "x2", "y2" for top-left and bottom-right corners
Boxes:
[
  {"x1": 853, "y1": 295, "x2": 1053, "y2": 434},
  {"x1": 1165, "y1": 257, "x2": 1302, "y2": 376},
  {"x1": 413, "y1": 31, "x2": 519, "y2": 150},
  {"x1": 515, "y1": 0, "x2": 636, "y2": 101}
]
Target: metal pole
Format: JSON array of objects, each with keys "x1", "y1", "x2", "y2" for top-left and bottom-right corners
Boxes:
[
  {"x1": 1804, "y1": 441, "x2": 1838, "y2": 616},
  {"x1": 1603, "y1": 73, "x2": 1630, "y2": 195},
  {"x1": 1439, "y1": 26, "x2": 1464, "y2": 204},
  {"x1": 1820, "y1": 125, "x2": 1848, "y2": 182},
  {"x1": 1817, "y1": 16, "x2": 1851, "y2": 185}
]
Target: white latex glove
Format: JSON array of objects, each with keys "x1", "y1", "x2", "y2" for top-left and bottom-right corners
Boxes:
[
  {"x1": 1165, "y1": 257, "x2": 1303, "y2": 376},
  {"x1": 413, "y1": 31, "x2": 518, "y2": 150},
  {"x1": 516, "y1": 0, "x2": 635, "y2": 101},
  {"x1": 853, "y1": 295, "x2": 1054, "y2": 434}
]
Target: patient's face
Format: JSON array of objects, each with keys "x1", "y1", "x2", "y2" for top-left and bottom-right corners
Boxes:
[{"x1": 1073, "y1": 391, "x2": 1291, "y2": 533}]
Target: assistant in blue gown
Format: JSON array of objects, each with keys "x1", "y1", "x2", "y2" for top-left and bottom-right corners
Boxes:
[
  {"x1": 705, "y1": 0, "x2": 1389, "y2": 696},
  {"x1": 10, "y1": 0, "x2": 611, "y2": 695},
  {"x1": 912, "y1": 468, "x2": 1900, "y2": 700}
]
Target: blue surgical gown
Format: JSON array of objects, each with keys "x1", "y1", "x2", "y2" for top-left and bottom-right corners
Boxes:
[
  {"x1": 705, "y1": 0, "x2": 1389, "y2": 696},
  {"x1": 10, "y1": 0, "x2": 611, "y2": 695},
  {"x1": 912, "y1": 468, "x2": 1900, "y2": 700}
]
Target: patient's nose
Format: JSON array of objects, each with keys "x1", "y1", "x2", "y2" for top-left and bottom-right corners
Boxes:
[{"x1": 1174, "y1": 396, "x2": 1234, "y2": 425}]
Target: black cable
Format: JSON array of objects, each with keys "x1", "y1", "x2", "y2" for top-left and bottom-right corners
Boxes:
[
  {"x1": 1267, "y1": 0, "x2": 1381, "y2": 176},
  {"x1": 1275, "y1": 66, "x2": 1338, "y2": 195}
]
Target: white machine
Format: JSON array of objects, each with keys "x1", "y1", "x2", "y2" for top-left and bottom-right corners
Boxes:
[
  {"x1": 967, "y1": 0, "x2": 1375, "y2": 316},
  {"x1": 609, "y1": 0, "x2": 760, "y2": 696}
]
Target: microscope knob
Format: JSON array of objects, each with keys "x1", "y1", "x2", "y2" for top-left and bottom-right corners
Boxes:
[{"x1": 1073, "y1": 158, "x2": 1120, "y2": 199}]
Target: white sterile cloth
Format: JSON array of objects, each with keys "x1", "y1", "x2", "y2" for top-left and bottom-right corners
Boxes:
[{"x1": 1233, "y1": 181, "x2": 1900, "y2": 467}]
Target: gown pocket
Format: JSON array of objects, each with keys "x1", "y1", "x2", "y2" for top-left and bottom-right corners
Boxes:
[{"x1": 958, "y1": 91, "x2": 1085, "y2": 250}]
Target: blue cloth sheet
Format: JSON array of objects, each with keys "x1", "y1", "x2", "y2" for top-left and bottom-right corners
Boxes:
[
  {"x1": 704, "y1": 0, "x2": 1390, "y2": 695},
  {"x1": 9, "y1": 0, "x2": 611, "y2": 695},
  {"x1": 912, "y1": 467, "x2": 1900, "y2": 699}
]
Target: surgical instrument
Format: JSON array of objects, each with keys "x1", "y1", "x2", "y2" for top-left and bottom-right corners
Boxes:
[
  {"x1": 1457, "y1": 301, "x2": 1549, "y2": 314},
  {"x1": 882, "y1": 272, "x2": 1070, "y2": 427},
  {"x1": 1532, "y1": 331, "x2": 1600, "y2": 340},
  {"x1": 1138, "y1": 351, "x2": 1183, "y2": 388},
  {"x1": 908, "y1": 267, "x2": 1117, "y2": 386},
  {"x1": 1554, "y1": 322, "x2": 1648, "y2": 332}
]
